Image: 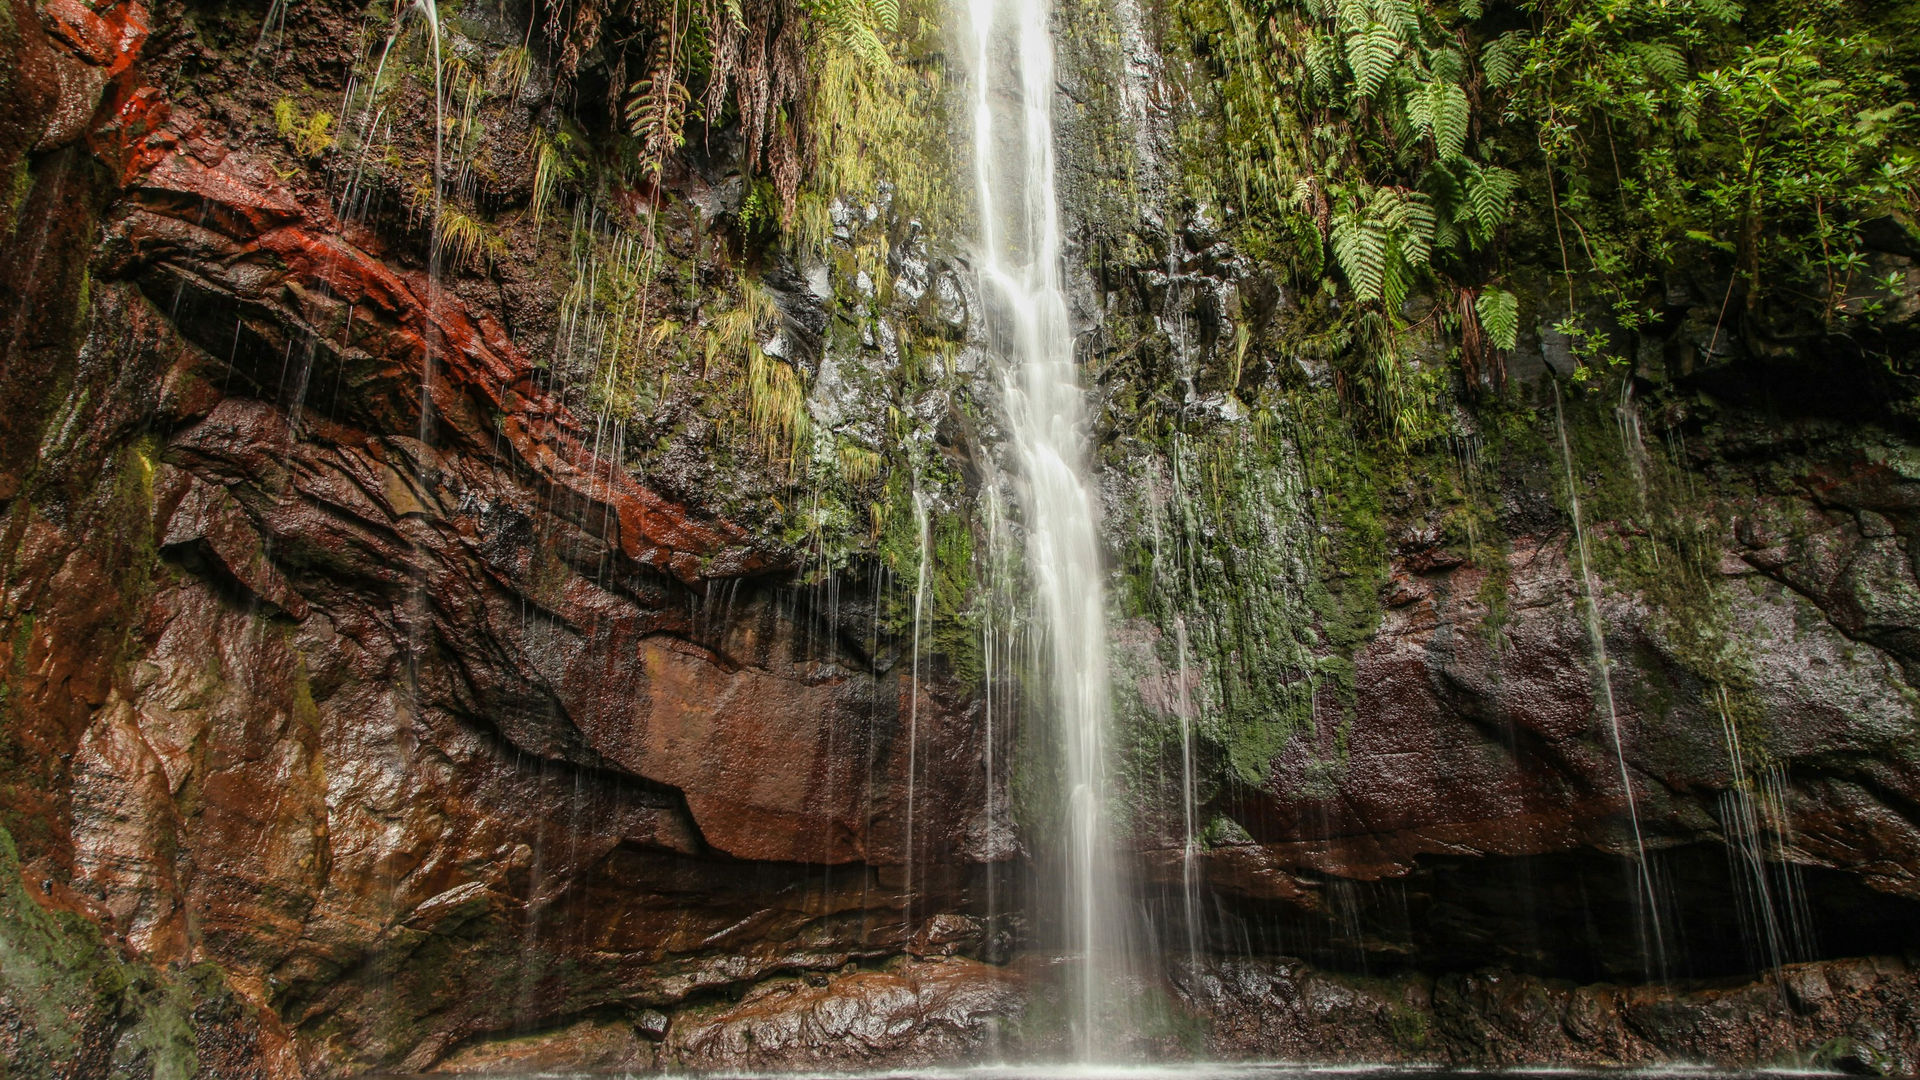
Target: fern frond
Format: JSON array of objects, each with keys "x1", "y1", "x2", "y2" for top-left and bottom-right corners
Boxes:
[
  {"x1": 1475, "y1": 286, "x2": 1519, "y2": 351},
  {"x1": 1480, "y1": 31, "x2": 1525, "y2": 89},
  {"x1": 1381, "y1": 188, "x2": 1435, "y2": 266},
  {"x1": 1629, "y1": 41, "x2": 1688, "y2": 85},
  {"x1": 626, "y1": 68, "x2": 692, "y2": 179},
  {"x1": 1332, "y1": 204, "x2": 1391, "y2": 302},
  {"x1": 1419, "y1": 79, "x2": 1469, "y2": 159},
  {"x1": 1371, "y1": 0, "x2": 1419, "y2": 40},
  {"x1": 849, "y1": 22, "x2": 890, "y2": 68},
  {"x1": 1305, "y1": 34, "x2": 1339, "y2": 93},
  {"x1": 810, "y1": 0, "x2": 893, "y2": 69},
  {"x1": 1465, "y1": 163, "x2": 1519, "y2": 234},
  {"x1": 1344, "y1": 23, "x2": 1402, "y2": 99}
]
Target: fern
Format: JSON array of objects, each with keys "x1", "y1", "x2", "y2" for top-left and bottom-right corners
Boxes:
[
  {"x1": 1379, "y1": 188, "x2": 1435, "y2": 264},
  {"x1": 1344, "y1": 22, "x2": 1402, "y2": 99},
  {"x1": 1370, "y1": 0, "x2": 1419, "y2": 40},
  {"x1": 1331, "y1": 203, "x2": 1390, "y2": 302},
  {"x1": 1475, "y1": 286, "x2": 1519, "y2": 351},
  {"x1": 1408, "y1": 79, "x2": 1469, "y2": 159},
  {"x1": 1628, "y1": 40, "x2": 1688, "y2": 85},
  {"x1": 1480, "y1": 31, "x2": 1526, "y2": 89},
  {"x1": 1333, "y1": 187, "x2": 1434, "y2": 308},
  {"x1": 626, "y1": 69, "x2": 692, "y2": 181},
  {"x1": 1464, "y1": 163, "x2": 1518, "y2": 235},
  {"x1": 1305, "y1": 34, "x2": 1339, "y2": 94},
  {"x1": 809, "y1": 0, "x2": 893, "y2": 69}
]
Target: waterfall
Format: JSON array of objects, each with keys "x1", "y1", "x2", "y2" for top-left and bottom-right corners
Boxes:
[{"x1": 966, "y1": 0, "x2": 1131, "y2": 1056}]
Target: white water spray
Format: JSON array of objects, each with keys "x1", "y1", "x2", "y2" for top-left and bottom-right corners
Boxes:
[{"x1": 966, "y1": 0, "x2": 1129, "y2": 1055}]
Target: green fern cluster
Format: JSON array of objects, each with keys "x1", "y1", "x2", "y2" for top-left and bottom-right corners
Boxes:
[
  {"x1": 1294, "y1": 0, "x2": 1519, "y2": 314},
  {"x1": 612, "y1": 0, "x2": 900, "y2": 217},
  {"x1": 1175, "y1": 0, "x2": 1919, "y2": 427},
  {"x1": 805, "y1": 0, "x2": 897, "y2": 70},
  {"x1": 1328, "y1": 187, "x2": 1432, "y2": 310}
]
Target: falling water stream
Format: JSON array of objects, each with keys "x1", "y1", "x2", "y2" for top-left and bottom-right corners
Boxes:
[
  {"x1": 1553, "y1": 385, "x2": 1669, "y2": 981},
  {"x1": 966, "y1": 0, "x2": 1131, "y2": 1056},
  {"x1": 906, "y1": 486, "x2": 933, "y2": 928}
]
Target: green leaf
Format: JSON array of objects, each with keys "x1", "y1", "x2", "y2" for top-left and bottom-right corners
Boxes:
[
  {"x1": 1480, "y1": 31, "x2": 1525, "y2": 89},
  {"x1": 1408, "y1": 79, "x2": 1470, "y2": 159},
  {"x1": 1465, "y1": 163, "x2": 1518, "y2": 233},
  {"x1": 1371, "y1": 0, "x2": 1419, "y2": 39},
  {"x1": 1476, "y1": 286, "x2": 1519, "y2": 350},
  {"x1": 1628, "y1": 40, "x2": 1687, "y2": 85},
  {"x1": 1305, "y1": 34, "x2": 1339, "y2": 93},
  {"x1": 1345, "y1": 23, "x2": 1402, "y2": 99},
  {"x1": 1332, "y1": 205, "x2": 1390, "y2": 303}
]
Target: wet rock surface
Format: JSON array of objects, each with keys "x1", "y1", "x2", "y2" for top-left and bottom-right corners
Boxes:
[
  {"x1": 1189, "y1": 953, "x2": 1920, "y2": 1073},
  {"x1": 0, "y1": 0, "x2": 988, "y2": 1073},
  {"x1": 5, "y1": 0, "x2": 1920, "y2": 1071},
  {"x1": 429, "y1": 951, "x2": 1920, "y2": 1073}
]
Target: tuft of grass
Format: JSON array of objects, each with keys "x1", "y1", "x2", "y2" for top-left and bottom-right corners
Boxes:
[
  {"x1": 836, "y1": 441, "x2": 882, "y2": 490},
  {"x1": 434, "y1": 203, "x2": 503, "y2": 271},
  {"x1": 489, "y1": 45, "x2": 533, "y2": 97},
  {"x1": 272, "y1": 97, "x2": 333, "y2": 158},
  {"x1": 702, "y1": 280, "x2": 779, "y2": 378},
  {"x1": 747, "y1": 349, "x2": 810, "y2": 472},
  {"x1": 295, "y1": 111, "x2": 334, "y2": 158},
  {"x1": 530, "y1": 129, "x2": 578, "y2": 230}
]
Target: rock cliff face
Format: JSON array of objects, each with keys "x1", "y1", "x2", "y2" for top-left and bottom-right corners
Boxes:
[
  {"x1": 1, "y1": 0, "x2": 992, "y2": 1073},
  {"x1": 3, "y1": 0, "x2": 1920, "y2": 1073}
]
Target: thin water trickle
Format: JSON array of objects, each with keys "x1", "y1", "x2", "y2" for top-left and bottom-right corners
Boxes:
[
  {"x1": 966, "y1": 0, "x2": 1130, "y2": 1055},
  {"x1": 1552, "y1": 385, "x2": 1668, "y2": 982},
  {"x1": 1172, "y1": 613, "x2": 1201, "y2": 966},
  {"x1": 905, "y1": 485, "x2": 932, "y2": 930},
  {"x1": 1716, "y1": 687, "x2": 1819, "y2": 976}
]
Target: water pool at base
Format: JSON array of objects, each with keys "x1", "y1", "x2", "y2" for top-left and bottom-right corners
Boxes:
[{"x1": 382, "y1": 1065, "x2": 1850, "y2": 1080}]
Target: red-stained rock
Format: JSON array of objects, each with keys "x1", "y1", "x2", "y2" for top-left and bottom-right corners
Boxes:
[{"x1": 0, "y1": 10, "x2": 992, "y2": 1069}]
